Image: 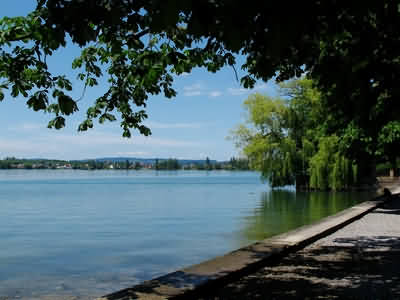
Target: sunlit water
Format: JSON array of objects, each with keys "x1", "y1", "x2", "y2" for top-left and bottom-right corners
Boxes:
[{"x1": 0, "y1": 170, "x2": 375, "y2": 299}]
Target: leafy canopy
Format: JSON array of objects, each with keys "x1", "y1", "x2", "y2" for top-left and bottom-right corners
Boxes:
[{"x1": 1, "y1": 0, "x2": 399, "y2": 143}]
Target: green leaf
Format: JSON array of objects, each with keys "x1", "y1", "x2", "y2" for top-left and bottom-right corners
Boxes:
[
  {"x1": 72, "y1": 57, "x2": 83, "y2": 69},
  {"x1": 54, "y1": 116, "x2": 65, "y2": 129},
  {"x1": 48, "y1": 116, "x2": 65, "y2": 129},
  {"x1": 27, "y1": 91, "x2": 48, "y2": 111},
  {"x1": 78, "y1": 119, "x2": 93, "y2": 131},
  {"x1": 77, "y1": 73, "x2": 86, "y2": 81},
  {"x1": 11, "y1": 85, "x2": 19, "y2": 97},
  {"x1": 122, "y1": 129, "x2": 131, "y2": 138},
  {"x1": 99, "y1": 113, "x2": 117, "y2": 124},
  {"x1": 241, "y1": 75, "x2": 256, "y2": 89},
  {"x1": 58, "y1": 94, "x2": 78, "y2": 115},
  {"x1": 86, "y1": 77, "x2": 98, "y2": 87}
]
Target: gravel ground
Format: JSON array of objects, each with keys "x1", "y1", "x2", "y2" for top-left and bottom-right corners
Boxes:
[{"x1": 204, "y1": 197, "x2": 400, "y2": 299}]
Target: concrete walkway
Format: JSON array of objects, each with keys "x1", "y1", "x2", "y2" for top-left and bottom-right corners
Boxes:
[{"x1": 205, "y1": 197, "x2": 400, "y2": 299}]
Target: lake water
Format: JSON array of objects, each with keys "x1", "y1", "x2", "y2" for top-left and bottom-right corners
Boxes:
[{"x1": 0, "y1": 170, "x2": 376, "y2": 299}]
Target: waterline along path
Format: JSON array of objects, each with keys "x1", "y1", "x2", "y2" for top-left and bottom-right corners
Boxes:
[{"x1": 210, "y1": 191, "x2": 400, "y2": 299}]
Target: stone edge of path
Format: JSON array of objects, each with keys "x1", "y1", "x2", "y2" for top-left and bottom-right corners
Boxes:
[{"x1": 98, "y1": 191, "x2": 395, "y2": 300}]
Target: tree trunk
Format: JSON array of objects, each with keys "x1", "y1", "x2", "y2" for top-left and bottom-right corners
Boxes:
[
  {"x1": 389, "y1": 156, "x2": 397, "y2": 178},
  {"x1": 355, "y1": 156, "x2": 377, "y2": 189},
  {"x1": 295, "y1": 174, "x2": 309, "y2": 191}
]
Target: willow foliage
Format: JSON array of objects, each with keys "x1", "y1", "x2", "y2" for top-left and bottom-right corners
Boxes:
[
  {"x1": 231, "y1": 78, "x2": 356, "y2": 190},
  {"x1": 309, "y1": 136, "x2": 356, "y2": 190}
]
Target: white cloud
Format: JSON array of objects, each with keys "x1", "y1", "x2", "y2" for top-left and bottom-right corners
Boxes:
[
  {"x1": 0, "y1": 138, "x2": 60, "y2": 158},
  {"x1": 209, "y1": 91, "x2": 222, "y2": 98},
  {"x1": 228, "y1": 82, "x2": 272, "y2": 96},
  {"x1": 182, "y1": 82, "x2": 269, "y2": 98},
  {"x1": 228, "y1": 87, "x2": 248, "y2": 96},
  {"x1": 0, "y1": 130, "x2": 202, "y2": 160},
  {"x1": 49, "y1": 132, "x2": 201, "y2": 147},
  {"x1": 145, "y1": 121, "x2": 204, "y2": 129},
  {"x1": 253, "y1": 83, "x2": 268, "y2": 91},
  {"x1": 198, "y1": 153, "x2": 207, "y2": 159},
  {"x1": 253, "y1": 83, "x2": 273, "y2": 92},
  {"x1": 183, "y1": 82, "x2": 203, "y2": 97},
  {"x1": 184, "y1": 90, "x2": 202, "y2": 97},
  {"x1": 184, "y1": 83, "x2": 202, "y2": 91},
  {"x1": 8, "y1": 122, "x2": 46, "y2": 132},
  {"x1": 115, "y1": 151, "x2": 149, "y2": 157}
]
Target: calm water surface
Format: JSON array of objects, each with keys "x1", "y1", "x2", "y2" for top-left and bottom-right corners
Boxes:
[{"x1": 0, "y1": 170, "x2": 375, "y2": 299}]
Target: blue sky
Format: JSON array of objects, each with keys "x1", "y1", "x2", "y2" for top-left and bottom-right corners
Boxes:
[{"x1": 0, "y1": 1, "x2": 278, "y2": 161}]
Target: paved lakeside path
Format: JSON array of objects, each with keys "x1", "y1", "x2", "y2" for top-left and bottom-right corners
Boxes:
[{"x1": 202, "y1": 188, "x2": 400, "y2": 299}]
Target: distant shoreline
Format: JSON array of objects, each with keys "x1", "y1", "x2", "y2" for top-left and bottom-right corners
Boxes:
[{"x1": 0, "y1": 157, "x2": 250, "y2": 171}]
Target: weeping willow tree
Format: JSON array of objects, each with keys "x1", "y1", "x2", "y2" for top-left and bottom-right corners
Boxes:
[
  {"x1": 309, "y1": 136, "x2": 356, "y2": 190},
  {"x1": 230, "y1": 78, "x2": 357, "y2": 190},
  {"x1": 230, "y1": 94, "x2": 298, "y2": 187}
]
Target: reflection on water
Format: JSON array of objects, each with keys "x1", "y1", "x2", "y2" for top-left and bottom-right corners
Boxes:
[
  {"x1": 241, "y1": 189, "x2": 377, "y2": 243},
  {"x1": 0, "y1": 170, "x2": 378, "y2": 299}
]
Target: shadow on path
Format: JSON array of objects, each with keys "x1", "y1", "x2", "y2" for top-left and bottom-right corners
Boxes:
[
  {"x1": 101, "y1": 199, "x2": 400, "y2": 300},
  {"x1": 203, "y1": 235, "x2": 400, "y2": 299}
]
